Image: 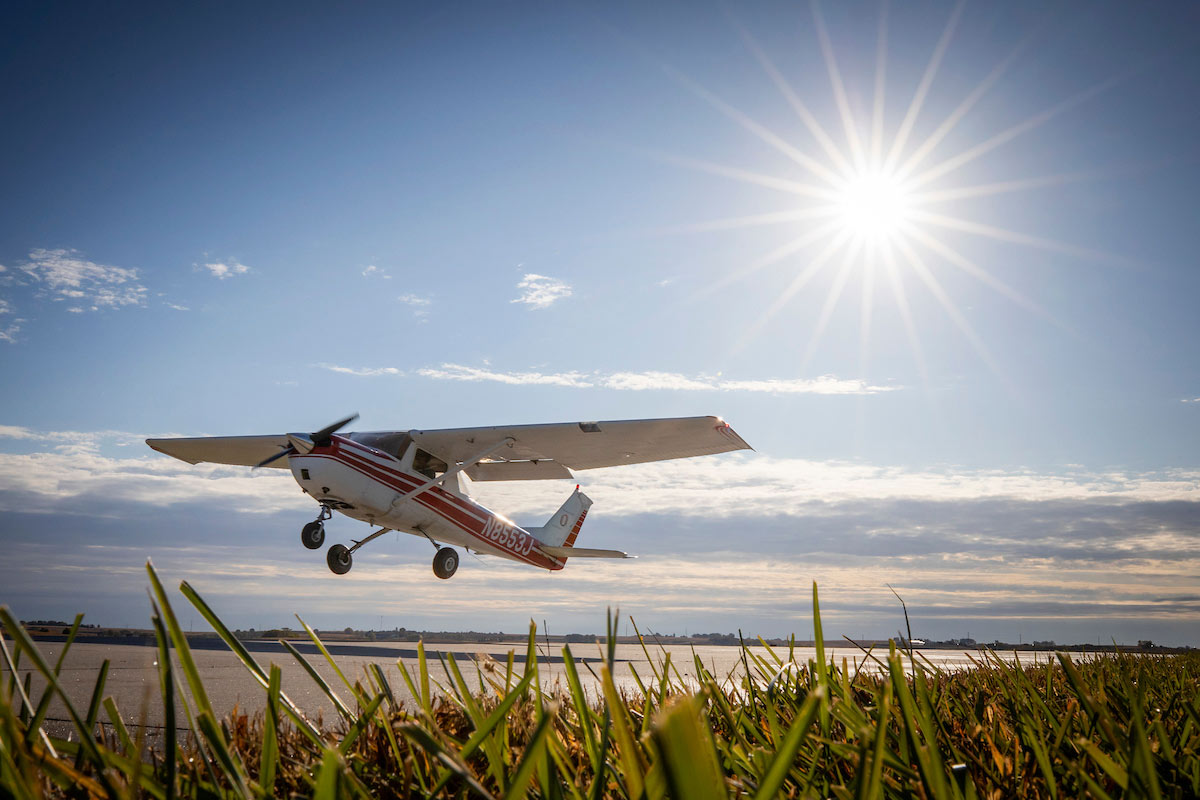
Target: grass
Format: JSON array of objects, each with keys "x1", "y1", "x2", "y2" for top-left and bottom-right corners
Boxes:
[{"x1": 0, "y1": 562, "x2": 1197, "y2": 798}]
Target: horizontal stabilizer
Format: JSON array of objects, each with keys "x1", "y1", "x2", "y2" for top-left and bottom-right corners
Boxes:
[{"x1": 539, "y1": 546, "x2": 633, "y2": 559}]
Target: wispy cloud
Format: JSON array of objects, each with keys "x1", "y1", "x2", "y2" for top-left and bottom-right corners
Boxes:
[
  {"x1": 1183, "y1": 398, "x2": 1200, "y2": 404},
  {"x1": 314, "y1": 363, "x2": 405, "y2": 377},
  {"x1": 165, "y1": 303, "x2": 189, "y2": 311},
  {"x1": 362, "y1": 264, "x2": 390, "y2": 279},
  {"x1": 416, "y1": 363, "x2": 592, "y2": 388},
  {"x1": 202, "y1": 261, "x2": 250, "y2": 280},
  {"x1": 411, "y1": 363, "x2": 895, "y2": 395},
  {"x1": 397, "y1": 294, "x2": 430, "y2": 307},
  {"x1": 0, "y1": 298, "x2": 21, "y2": 343},
  {"x1": 511, "y1": 273, "x2": 572, "y2": 309},
  {"x1": 15, "y1": 248, "x2": 147, "y2": 311}
]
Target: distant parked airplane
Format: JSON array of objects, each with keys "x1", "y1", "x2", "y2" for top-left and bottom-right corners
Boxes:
[{"x1": 147, "y1": 415, "x2": 750, "y2": 579}]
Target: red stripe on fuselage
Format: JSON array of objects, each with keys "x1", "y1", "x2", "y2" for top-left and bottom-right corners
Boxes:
[{"x1": 303, "y1": 438, "x2": 560, "y2": 570}]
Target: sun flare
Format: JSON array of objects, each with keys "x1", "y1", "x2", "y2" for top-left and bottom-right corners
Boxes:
[
  {"x1": 664, "y1": 1, "x2": 1119, "y2": 377},
  {"x1": 835, "y1": 170, "x2": 912, "y2": 241}
]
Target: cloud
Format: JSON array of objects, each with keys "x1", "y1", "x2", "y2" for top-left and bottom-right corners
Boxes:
[
  {"x1": 203, "y1": 261, "x2": 250, "y2": 280},
  {"x1": 468, "y1": 453, "x2": 1200, "y2": 520},
  {"x1": 416, "y1": 363, "x2": 592, "y2": 388},
  {"x1": 15, "y1": 248, "x2": 147, "y2": 311},
  {"x1": 0, "y1": 320, "x2": 19, "y2": 343},
  {"x1": 511, "y1": 273, "x2": 572, "y2": 309},
  {"x1": 165, "y1": 303, "x2": 189, "y2": 311},
  {"x1": 4, "y1": 425, "x2": 1196, "y2": 521},
  {"x1": 1183, "y1": 398, "x2": 1200, "y2": 404},
  {"x1": 601, "y1": 371, "x2": 713, "y2": 391},
  {"x1": 397, "y1": 294, "x2": 430, "y2": 307},
  {"x1": 0, "y1": 427, "x2": 298, "y2": 514},
  {"x1": 345, "y1": 363, "x2": 897, "y2": 395},
  {"x1": 362, "y1": 265, "x2": 390, "y2": 279},
  {"x1": 1, "y1": 428, "x2": 1198, "y2": 640},
  {"x1": 314, "y1": 363, "x2": 404, "y2": 377},
  {"x1": 0, "y1": 299, "x2": 20, "y2": 343}
]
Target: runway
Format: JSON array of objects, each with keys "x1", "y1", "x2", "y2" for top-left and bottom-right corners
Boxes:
[{"x1": 3, "y1": 637, "x2": 1044, "y2": 746}]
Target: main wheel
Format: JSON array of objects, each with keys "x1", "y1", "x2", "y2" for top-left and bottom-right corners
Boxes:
[
  {"x1": 327, "y1": 544, "x2": 353, "y2": 575},
  {"x1": 432, "y1": 547, "x2": 459, "y2": 580},
  {"x1": 301, "y1": 521, "x2": 325, "y2": 550}
]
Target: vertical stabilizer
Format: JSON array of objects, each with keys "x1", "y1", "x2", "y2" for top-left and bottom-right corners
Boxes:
[{"x1": 531, "y1": 486, "x2": 593, "y2": 547}]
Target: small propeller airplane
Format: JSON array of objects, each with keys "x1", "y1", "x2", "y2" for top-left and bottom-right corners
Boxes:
[{"x1": 146, "y1": 415, "x2": 751, "y2": 579}]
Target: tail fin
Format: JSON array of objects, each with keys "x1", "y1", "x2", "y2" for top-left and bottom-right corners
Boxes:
[{"x1": 531, "y1": 486, "x2": 593, "y2": 547}]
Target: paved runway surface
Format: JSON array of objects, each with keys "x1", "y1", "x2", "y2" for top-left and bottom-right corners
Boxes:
[{"x1": 3, "y1": 637, "x2": 1043, "y2": 747}]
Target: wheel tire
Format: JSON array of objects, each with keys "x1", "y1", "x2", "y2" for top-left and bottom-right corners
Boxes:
[
  {"x1": 432, "y1": 547, "x2": 459, "y2": 580},
  {"x1": 327, "y1": 544, "x2": 352, "y2": 575},
  {"x1": 301, "y1": 521, "x2": 325, "y2": 550}
]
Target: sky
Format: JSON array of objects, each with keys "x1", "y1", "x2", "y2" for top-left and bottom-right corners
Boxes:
[{"x1": 1, "y1": 1, "x2": 1198, "y2": 645}]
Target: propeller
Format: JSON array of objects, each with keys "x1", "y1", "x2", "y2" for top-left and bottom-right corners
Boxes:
[{"x1": 254, "y1": 413, "x2": 360, "y2": 469}]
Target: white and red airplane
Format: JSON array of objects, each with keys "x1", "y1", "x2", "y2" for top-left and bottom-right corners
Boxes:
[{"x1": 146, "y1": 415, "x2": 750, "y2": 579}]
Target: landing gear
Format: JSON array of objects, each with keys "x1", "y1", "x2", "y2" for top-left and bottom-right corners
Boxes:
[
  {"x1": 327, "y1": 543, "x2": 352, "y2": 575},
  {"x1": 432, "y1": 547, "x2": 459, "y2": 580},
  {"x1": 302, "y1": 505, "x2": 333, "y2": 549},
  {"x1": 301, "y1": 521, "x2": 325, "y2": 550}
]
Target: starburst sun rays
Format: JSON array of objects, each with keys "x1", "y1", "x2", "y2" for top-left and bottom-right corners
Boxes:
[{"x1": 661, "y1": 1, "x2": 1126, "y2": 381}]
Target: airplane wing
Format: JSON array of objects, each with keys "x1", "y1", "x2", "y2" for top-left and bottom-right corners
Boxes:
[
  {"x1": 145, "y1": 435, "x2": 292, "y2": 469},
  {"x1": 411, "y1": 416, "x2": 751, "y2": 472}
]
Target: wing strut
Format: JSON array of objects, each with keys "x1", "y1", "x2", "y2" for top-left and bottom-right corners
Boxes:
[{"x1": 388, "y1": 437, "x2": 515, "y2": 512}]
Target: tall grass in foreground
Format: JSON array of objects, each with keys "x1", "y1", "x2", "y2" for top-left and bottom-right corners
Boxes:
[{"x1": 1, "y1": 563, "x2": 1198, "y2": 799}]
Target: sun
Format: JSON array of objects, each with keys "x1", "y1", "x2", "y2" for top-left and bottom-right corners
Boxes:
[
  {"x1": 834, "y1": 170, "x2": 912, "y2": 241},
  {"x1": 657, "y1": 1, "x2": 1120, "y2": 376}
]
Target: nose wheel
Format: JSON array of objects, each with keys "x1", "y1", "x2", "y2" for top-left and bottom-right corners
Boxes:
[
  {"x1": 302, "y1": 505, "x2": 333, "y2": 550},
  {"x1": 433, "y1": 547, "x2": 459, "y2": 579},
  {"x1": 301, "y1": 521, "x2": 325, "y2": 550}
]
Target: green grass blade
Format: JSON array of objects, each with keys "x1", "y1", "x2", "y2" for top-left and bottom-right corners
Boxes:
[
  {"x1": 102, "y1": 695, "x2": 134, "y2": 756},
  {"x1": 652, "y1": 695, "x2": 727, "y2": 800},
  {"x1": 195, "y1": 709, "x2": 253, "y2": 797},
  {"x1": 296, "y1": 615, "x2": 368, "y2": 708},
  {"x1": 0, "y1": 606, "x2": 108, "y2": 779},
  {"x1": 280, "y1": 639, "x2": 355, "y2": 723},
  {"x1": 339, "y1": 691, "x2": 385, "y2": 755},
  {"x1": 313, "y1": 748, "x2": 342, "y2": 800},
  {"x1": 601, "y1": 662, "x2": 646, "y2": 799},
  {"x1": 180, "y1": 580, "x2": 324, "y2": 745},
  {"x1": 27, "y1": 613, "x2": 82, "y2": 740},
  {"x1": 145, "y1": 562, "x2": 215, "y2": 721},
  {"x1": 260, "y1": 663, "x2": 282, "y2": 796},
  {"x1": 502, "y1": 703, "x2": 556, "y2": 800},
  {"x1": 753, "y1": 686, "x2": 823, "y2": 800}
]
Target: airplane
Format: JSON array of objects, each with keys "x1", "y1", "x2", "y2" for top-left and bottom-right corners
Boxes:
[{"x1": 146, "y1": 415, "x2": 751, "y2": 579}]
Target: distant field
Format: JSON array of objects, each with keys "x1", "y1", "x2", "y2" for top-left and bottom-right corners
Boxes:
[{"x1": 3, "y1": 567, "x2": 1198, "y2": 798}]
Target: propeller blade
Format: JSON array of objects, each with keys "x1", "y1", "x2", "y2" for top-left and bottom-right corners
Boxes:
[
  {"x1": 311, "y1": 413, "x2": 359, "y2": 446},
  {"x1": 254, "y1": 445, "x2": 295, "y2": 469}
]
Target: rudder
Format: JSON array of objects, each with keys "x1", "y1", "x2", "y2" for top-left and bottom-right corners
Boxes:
[{"x1": 531, "y1": 486, "x2": 593, "y2": 547}]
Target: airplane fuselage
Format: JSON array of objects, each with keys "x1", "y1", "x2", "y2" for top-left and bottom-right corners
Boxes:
[{"x1": 289, "y1": 435, "x2": 562, "y2": 570}]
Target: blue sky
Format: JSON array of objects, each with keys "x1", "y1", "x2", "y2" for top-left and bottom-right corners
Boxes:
[{"x1": 1, "y1": 1, "x2": 1198, "y2": 644}]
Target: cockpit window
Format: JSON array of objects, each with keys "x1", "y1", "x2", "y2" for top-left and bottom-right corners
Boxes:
[
  {"x1": 412, "y1": 448, "x2": 448, "y2": 480},
  {"x1": 349, "y1": 432, "x2": 412, "y2": 458}
]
